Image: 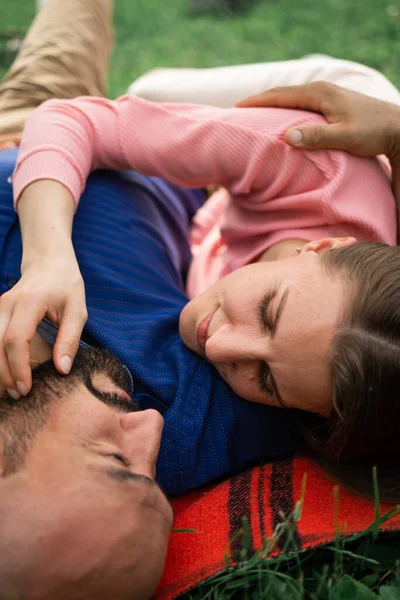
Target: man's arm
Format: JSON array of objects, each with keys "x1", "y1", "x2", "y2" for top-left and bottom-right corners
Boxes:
[
  {"x1": 237, "y1": 81, "x2": 400, "y2": 160},
  {"x1": 238, "y1": 82, "x2": 400, "y2": 237},
  {"x1": 392, "y1": 157, "x2": 400, "y2": 233}
]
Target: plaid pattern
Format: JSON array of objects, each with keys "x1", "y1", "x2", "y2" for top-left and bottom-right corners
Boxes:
[{"x1": 157, "y1": 457, "x2": 400, "y2": 599}]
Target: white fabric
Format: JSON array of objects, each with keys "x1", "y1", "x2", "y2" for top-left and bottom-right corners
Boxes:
[{"x1": 128, "y1": 55, "x2": 400, "y2": 108}]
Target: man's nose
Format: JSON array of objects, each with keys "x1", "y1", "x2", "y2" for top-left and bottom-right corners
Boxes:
[
  {"x1": 119, "y1": 409, "x2": 164, "y2": 479},
  {"x1": 119, "y1": 408, "x2": 163, "y2": 432},
  {"x1": 205, "y1": 324, "x2": 267, "y2": 363}
]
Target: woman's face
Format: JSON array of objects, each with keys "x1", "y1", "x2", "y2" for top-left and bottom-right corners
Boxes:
[{"x1": 180, "y1": 244, "x2": 350, "y2": 415}]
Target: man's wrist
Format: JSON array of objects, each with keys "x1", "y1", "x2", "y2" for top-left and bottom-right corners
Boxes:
[{"x1": 385, "y1": 104, "x2": 400, "y2": 161}]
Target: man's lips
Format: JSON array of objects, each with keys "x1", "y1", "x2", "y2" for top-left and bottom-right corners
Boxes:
[{"x1": 196, "y1": 310, "x2": 215, "y2": 353}]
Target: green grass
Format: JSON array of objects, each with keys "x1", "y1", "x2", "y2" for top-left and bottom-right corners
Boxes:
[
  {"x1": 1, "y1": 0, "x2": 400, "y2": 97},
  {"x1": 183, "y1": 475, "x2": 400, "y2": 599},
  {"x1": 1, "y1": 2, "x2": 400, "y2": 598},
  {"x1": 184, "y1": 525, "x2": 400, "y2": 599}
]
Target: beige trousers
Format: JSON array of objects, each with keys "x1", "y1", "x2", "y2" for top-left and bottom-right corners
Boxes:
[
  {"x1": 129, "y1": 55, "x2": 400, "y2": 109},
  {"x1": 0, "y1": 0, "x2": 113, "y2": 149}
]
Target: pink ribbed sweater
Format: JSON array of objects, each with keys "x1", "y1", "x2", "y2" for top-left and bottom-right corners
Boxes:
[{"x1": 13, "y1": 96, "x2": 396, "y2": 298}]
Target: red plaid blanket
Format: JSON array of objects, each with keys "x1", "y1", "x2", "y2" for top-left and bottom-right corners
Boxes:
[{"x1": 156, "y1": 457, "x2": 400, "y2": 600}]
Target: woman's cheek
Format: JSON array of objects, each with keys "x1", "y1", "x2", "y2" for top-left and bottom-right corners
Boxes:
[{"x1": 227, "y1": 371, "x2": 265, "y2": 404}]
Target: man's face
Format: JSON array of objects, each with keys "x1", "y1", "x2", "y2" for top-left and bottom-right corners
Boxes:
[
  {"x1": 180, "y1": 248, "x2": 348, "y2": 415},
  {"x1": 0, "y1": 349, "x2": 174, "y2": 598}
]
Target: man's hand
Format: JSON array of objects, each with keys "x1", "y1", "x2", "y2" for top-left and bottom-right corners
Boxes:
[
  {"x1": 237, "y1": 82, "x2": 400, "y2": 161},
  {"x1": 238, "y1": 81, "x2": 400, "y2": 241}
]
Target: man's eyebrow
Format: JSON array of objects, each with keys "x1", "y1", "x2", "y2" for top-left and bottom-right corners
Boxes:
[{"x1": 89, "y1": 386, "x2": 138, "y2": 412}]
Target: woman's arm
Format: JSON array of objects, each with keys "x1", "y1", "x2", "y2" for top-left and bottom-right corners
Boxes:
[
  {"x1": 9, "y1": 93, "x2": 396, "y2": 395},
  {"x1": 9, "y1": 95, "x2": 340, "y2": 394},
  {"x1": 13, "y1": 95, "x2": 338, "y2": 210},
  {"x1": 0, "y1": 180, "x2": 87, "y2": 397}
]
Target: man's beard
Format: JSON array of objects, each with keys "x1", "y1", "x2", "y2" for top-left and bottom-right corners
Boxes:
[{"x1": 0, "y1": 347, "x2": 137, "y2": 476}]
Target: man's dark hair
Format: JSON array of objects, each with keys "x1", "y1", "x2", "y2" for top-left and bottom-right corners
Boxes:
[{"x1": 0, "y1": 347, "x2": 133, "y2": 476}]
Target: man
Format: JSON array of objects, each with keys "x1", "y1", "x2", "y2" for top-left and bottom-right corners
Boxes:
[
  {"x1": 0, "y1": 1, "x2": 298, "y2": 597},
  {"x1": 0, "y1": 348, "x2": 173, "y2": 600}
]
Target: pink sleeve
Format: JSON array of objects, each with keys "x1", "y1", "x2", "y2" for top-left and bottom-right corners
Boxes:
[
  {"x1": 13, "y1": 95, "x2": 330, "y2": 209},
  {"x1": 13, "y1": 95, "x2": 396, "y2": 253}
]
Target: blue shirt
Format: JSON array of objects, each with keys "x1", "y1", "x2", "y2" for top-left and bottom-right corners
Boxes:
[{"x1": 0, "y1": 149, "x2": 301, "y2": 495}]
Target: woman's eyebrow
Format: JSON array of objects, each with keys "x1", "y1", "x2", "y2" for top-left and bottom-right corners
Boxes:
[{"x1": 271, "y1": 289, "x2": 289, "y2": 338}]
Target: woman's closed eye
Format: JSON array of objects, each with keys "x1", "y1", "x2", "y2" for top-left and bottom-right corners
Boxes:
[
  {"x1": 258, "y1": 293, "x2": 274, "y2": 398},
  {"x1": 259, "y1": 293, "x2": 273, "y2": 332},
  {"x1": 258, "y1": 292, "x2": 285, "y2": 406}
]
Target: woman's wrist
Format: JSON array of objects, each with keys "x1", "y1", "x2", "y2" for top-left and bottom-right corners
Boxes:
[{"x1": 17, "y1": 180, "x2": 75, "y2": 269}]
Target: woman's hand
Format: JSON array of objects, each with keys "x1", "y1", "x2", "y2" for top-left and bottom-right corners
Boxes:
[
  {"x1": 237, "y1": 82, "x2": 400, "y2": 161},
  {"x1": 0, "y1": 179, "x2": 84, "y2": 399},
  {"x1": 0, "y1": 251, "x2": 87, "y2": 399}
]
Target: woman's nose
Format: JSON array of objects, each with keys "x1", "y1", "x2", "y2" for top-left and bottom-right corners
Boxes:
[
  {"x1": 119, "y1": 409, "x2": 164, "y2": 479},
  {"x1": 205, "y1": 324, "x2": 266, "y2": 363}
]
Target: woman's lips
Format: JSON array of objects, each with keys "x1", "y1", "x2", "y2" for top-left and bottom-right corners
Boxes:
[{"x1": 196, "y1": 310, "x2": 215, "y2": 353}]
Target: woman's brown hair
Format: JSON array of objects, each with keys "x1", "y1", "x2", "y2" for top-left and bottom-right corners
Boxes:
[{"x1": 298, "y1": 242, "x2": 400, "y2": 502}]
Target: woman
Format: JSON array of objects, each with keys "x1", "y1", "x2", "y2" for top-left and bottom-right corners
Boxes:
[{"x1": 2, "y1": 8, "x2": 400, "y2": 497}]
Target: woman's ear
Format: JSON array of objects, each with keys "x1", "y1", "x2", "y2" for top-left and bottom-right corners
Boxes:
[{"x1": 300, "y1": 237, "x2": 357, "y2": 254}]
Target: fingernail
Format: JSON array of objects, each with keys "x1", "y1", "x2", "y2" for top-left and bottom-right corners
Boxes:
[
  {"x1": 16, "y1": 381, "x2": 27, "y2": 396},
  {"x1": 288, "y1": 129, "x2": 304, "y2": 147},
  {"x1": 7, "y1": 389, "x2": 21, "y2": 401},
  {"x1": 60, "y1": 355, "x2": 72, "y2": 375}
]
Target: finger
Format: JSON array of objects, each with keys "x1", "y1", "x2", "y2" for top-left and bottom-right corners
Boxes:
[
  {"x1": 285, "y1": 123, "x2": 356, "y2": 151},
  {"x1": 53, "y1": 303, "x2": 88, "y2": 375},
  {"x1": 4, "y1": 296, "x2": 46, "y2": 395},
  {"x1": 236, "y1": 82, "x2": 336, "y2": 112},
  {"x1": 0, "y1": 294, "x2": 19, "y2": 391}
]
